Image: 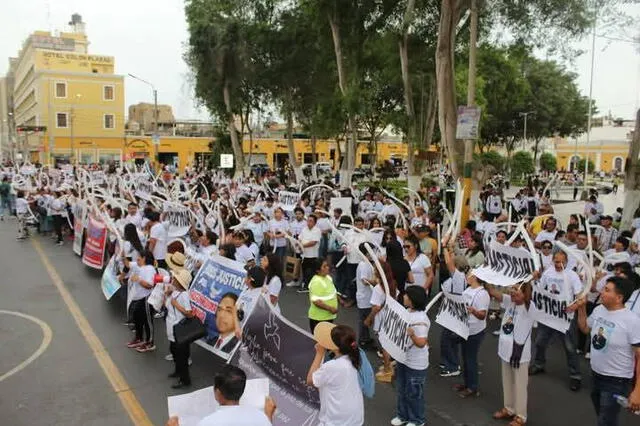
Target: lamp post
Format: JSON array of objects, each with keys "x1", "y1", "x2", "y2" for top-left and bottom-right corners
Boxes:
[
  {"x1": 128, "y1": 73, "x2": 159, "y2": 168},
  {"x1": 519, "y1": 111, "x2": 535, "y2": 150},
  {"x1": 70, "y1": 93, "x2": 82, "y2": 166}
]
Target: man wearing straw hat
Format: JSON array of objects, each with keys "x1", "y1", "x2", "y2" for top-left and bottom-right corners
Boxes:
[{"x1": 164, "y1": 268, "x2": 194, "y2": 389}]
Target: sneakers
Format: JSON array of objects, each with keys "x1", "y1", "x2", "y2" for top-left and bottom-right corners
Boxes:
[
  {"x1": 285, "y1": 280, "x2": 299, "y2": 287},
  {"x1": 165, "y1": 353, "x2": 174, "y2": 361},
  {"x1": 584, "y1": 352, "x2": 591, "y2": 360},
  {"x1": 492, "y1": 330, "x2": 501, "y2": 336},
  {"x1": 135, "y1": 342, "x2": 156, "y2": 353},
  {"x1": 296, "y1": 288, "x2": 309, "y2": 294},
  {"x1": 126, "y1": 339, "x2": 144, "y2": 348},
  {"x1": 439, "y1": 368, "x2": 461, "y2": 377},
  {"x1": 458, "y1": 388, "x2": 480, "y2": 398},
  {"x1": 390, "y1": 417, "x2": 407, "y2": 426},
  {"x1": 154, "y1": 312, "x2": 165, "y2": 319},
  {"x1": 56, "y1": 241, "x2": 63, "y2": 246}
]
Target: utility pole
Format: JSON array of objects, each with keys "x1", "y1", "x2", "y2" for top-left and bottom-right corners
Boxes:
[
  {"x1": 128, "y1": 73, "x2": 159, "y2": 169},
  {"x1": 519, "y1": 111, "x2": 535, "y2": 150},
  {"x1": 583, "y1": 14, "x2": 597, "y2": 196},
  {"x1": 460, "y1": 0, "x2": 477, "y2": 227}
]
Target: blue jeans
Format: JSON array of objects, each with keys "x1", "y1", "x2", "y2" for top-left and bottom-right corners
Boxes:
[
  {"x1": 440, "y1": 328, "x2": 462, "y2": 371},
  {"x1": 532, "y1": 321, "x2": 582, "y2": 380},
  {"x1": 0, "y1": 197, "x2": 11, "y2": 216},
  {"x1": 462, "y1": 330, "x2": 485, "y2": 391},
  {"x1": 591, "y1": 372, "x2": 632, "y2": 426},
  {"x1": 357, "y1": 308, "x2": 372, "y2": 343},
  {"x1": 396, "y1": 363, "x2": 427, "y2": 424}
]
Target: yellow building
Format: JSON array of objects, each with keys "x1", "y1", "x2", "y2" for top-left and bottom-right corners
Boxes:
[
  {"x1": 550, "y1": 120, "x2": 633, "y2": 173},
  {"x1": 7, "y1": 14, "x2": 124, "y2": 163}
]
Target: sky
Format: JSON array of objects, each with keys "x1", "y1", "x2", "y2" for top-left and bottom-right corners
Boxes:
[{"x1": 0, "y1": 0, "x2": 639, "y2": 122}]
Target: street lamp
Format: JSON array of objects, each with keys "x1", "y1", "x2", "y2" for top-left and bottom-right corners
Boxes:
[
  {"x1": 519, "y1": 111, "x2": 535, "y2": 150},
  {"x1": 70, "y1": 93, "x2": 82, "y2": 166},
  {"x1": 128, "y1": 73, "x2": 159, "y2": 167}
]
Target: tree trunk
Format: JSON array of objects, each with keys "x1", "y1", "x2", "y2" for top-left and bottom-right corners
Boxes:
[
  {"x1": 286, "y1": 105, "x2": 302, "y2": 184},
  {"x1": 223, "y1": 81, "x2": 244, "y2": 178},
  {"x1": 245, "y1": 107, "x2": 254, "y2": 176},
  {"x1": 621, "y1": 109, "x2": 640, "y2": 231},
  {"x1": 329, "y1": 14, "x2": 354, "y2": 188},
  {"x1": 436, "y1": 0, "x2": 462, "y2": 177},
  {"x1": 311, "y1": 134, "x2": 318, "y2": 181}
]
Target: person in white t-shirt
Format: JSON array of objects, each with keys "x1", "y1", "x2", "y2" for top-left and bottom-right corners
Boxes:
[
  {"x1": 488, "y1": 283, "x2": 535, "y2": 425},
  {"x1": 390, "y1": 286, "x2": 430, "y2": 426},
  {"x1": 261, "y1": 253, "x2": 283, "y2": 313},
  {"x1": 355, "y1": 243, "x2": 375, "y2": 347},
  {"x1": 267, "y1": 207, "x2": 289, "y2": 261},
  {"x1": 127, "y1": 251, "x2": 157, "y2": 353},
  {"x1": 242, "y1": 214, "x2": 267, "y2": 248},
  {"x1": 164, "y1": 269, "x2": 193, "y2": 389},
  {"x1": 233, "y1": 231, "x2": 256, "y2": 267},
  {"x1": 148, "y1": 211, "x2": 168, "y2": 269},
  {"x1": 307, "y1": 323, "x2": 365, "y2": 426},
  {"x1": 455, "y1": 272, "x2": 490, "y2": 398},
  {"x1": 404, "y1": 235, "x2": 433, "y2": 292},
  {"x1": 577, "y1": 276, "x2": 640, "y2": 424},
  {"x1": 529, "y1": 251, "x2": 583, "y2": 391},
  {"x1": 15, "y1": 190, "x2": 30, "y2": 240},
  {"x1": 299, "y1": 214, "x2": 322, "y2": 292},
  {"x1": 124, "y1": 202, "x2": 144, "y2": 229},
  {"x1": 166, "y1": 365, "x2": 276, "y2": 426},
  {"x1": 534, "y1": 217, "x2": 558, "y2": 249}
]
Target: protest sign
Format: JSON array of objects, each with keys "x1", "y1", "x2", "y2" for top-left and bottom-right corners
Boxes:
[
  {"x1": 82, "y1": 216, "x2": 107, "y2": 269},
  {"x1": 167, "y1": 379, "x2": 269, "y2": 426},
  {"x1": 134, "y1": 181, "x2": 153, "y2": 200},
  {"x1": 529, "y1": 279, "x2": 574, "y2": 333},
  {"x1": 231, "y1": 295, "x2": 320, "y2": 426},
  {"x1": 91, "y1": 171, "x2": 105, "y2": 185},
  {"x1": 72, "y1": 202, "x2": 85, "y2": 256},
  {"x1": 435, "y1": 291, "x2": 470, "y2": 339},
  {"x1": 473, "y1": 240, "x2": 535, "y2": 286},
  {"x1": 456, "y1": 106, "x2": 481, "y2": 140},
  {"x1": 189, "y1": 255, "x2": 247, "y2": 360},
  {"x1": 163, "y1": 203, "x2": 191, "y2": 238},
  {"x1": 100, "y1": 256, "x2": 121, "y2": 300},
  {"x1": 330, "y1": 197, "x2": 352, "y2": 218},
  {"x1": 278, "y1": 191, "x2": 300, "y2": 212},
  {"x1": 377, "y1": 295, "x2": 413, "y2": 364}
]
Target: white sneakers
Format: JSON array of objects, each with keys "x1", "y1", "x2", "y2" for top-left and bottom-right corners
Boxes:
[{"x1": 390, "y1": 418, "x2": 424, "y2": 426}]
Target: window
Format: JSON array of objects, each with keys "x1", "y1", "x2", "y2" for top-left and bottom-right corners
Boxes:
[
  {"x1": 103, "y1": 85, "x2": 114, "y2": 101},
  {"x1": 56, "y1": 113, "x2": 68, "y2": 128},
  {"x1": 104, "y1": 114, "x2": 115, "y2": 129},
  {"x1": 55, "y1": 82, "x2": 66, "y2": 98}
]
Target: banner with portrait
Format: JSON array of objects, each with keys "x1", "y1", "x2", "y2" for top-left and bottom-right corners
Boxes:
[{"x1": 82, "y1": 216, "x2": 107, "y2": 269}]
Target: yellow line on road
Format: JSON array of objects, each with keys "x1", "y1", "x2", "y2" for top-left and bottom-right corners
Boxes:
[{"x1": 32, "y1": 239, "x2": 153, "y2": 426}]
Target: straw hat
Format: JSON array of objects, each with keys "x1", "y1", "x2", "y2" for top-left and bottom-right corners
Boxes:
[
  {"x1": 313, "y1": 322, "x2": 338, "y2": 351},
  {"x1": 172, "y1": 269, "x2": 192, "y2": 290},
  {"x1": 166, "y1": 251, "x2": 186, "y2": 271}
]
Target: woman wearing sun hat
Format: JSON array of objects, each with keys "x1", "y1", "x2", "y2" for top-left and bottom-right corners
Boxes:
[
  {"x1": 166, "y1": 251, "x2": 187, "y2": 272},
  {"x1": 306, "y1": 322, "x2": 364, "y2": 426},
  {"x1": 164, "y1": 268, "x2": 194, "y2": 389}
]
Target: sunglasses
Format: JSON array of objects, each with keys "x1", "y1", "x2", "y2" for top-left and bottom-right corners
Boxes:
[{"x1": 403, "y1": 245, "x2": 413, "y2": 249}]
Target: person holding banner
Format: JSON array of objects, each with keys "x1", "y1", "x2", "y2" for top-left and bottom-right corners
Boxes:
[
  {"x1": 487, "y1": 283, "x2": 535, "y2": 426},
  {"x1": 391, "y1": 286, "x2": 430, "y2": 426},
  {"x1": 164, "y1": 269, "x2": 194, "y2": 389},
  {"x1": 307, "y1": 323, "x2": 364, "y2": 426},
  {"x1": 576, "y1": 276, "x2": 640, "y2": 425},
  {"x1": 127, "y1": 251, "x2": 157, "y2": 352}
]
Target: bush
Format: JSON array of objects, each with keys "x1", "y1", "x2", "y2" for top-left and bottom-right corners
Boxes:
[
  {"x1": 475, "y1": 151, "x2": 505, "y2": 173},
  {"x1": 577, "y1": 158, "x2": 596, "y2": 174},
  {"x1": 540, "y1": 152, "x2": 557, "y2": 172},
  {"x1": 510, "y1": 151, "x2": 534, "y2": 179}
]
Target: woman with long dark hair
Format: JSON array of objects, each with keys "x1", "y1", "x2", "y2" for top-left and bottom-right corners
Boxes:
[
  {"x1": 261, "y1": 253, "x2": 283, "y2": 312},
  {"x1": 307, "y1": 323, "x2": 364, "y2": 425},
  {"x1": 465, "y1": 235, "x2": 485, "y2": 269},
  {"x1": 123, "y1": 223, "x2": 145, "y2": 263},
  {"x1": 386, "y1": 239, "x2": 413, "y2": 299}
]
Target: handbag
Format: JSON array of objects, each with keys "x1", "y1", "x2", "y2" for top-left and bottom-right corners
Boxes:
[{"x1": 173, "y1": 299, "x2": 206, "y2": 345}]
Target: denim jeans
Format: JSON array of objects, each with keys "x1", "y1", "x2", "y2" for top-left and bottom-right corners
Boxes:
[
  {"x1": 396, "y1": 363, "x2": 427, "y2": 424},
  {"x1": 0, "y1": 197, "x2": 11, "y2": 216},
  {"x1": 357, "y1": 308, "x2": 372, "y2": 343},
  {"x1": 532, "y1": 321, "x2": 582, "y2": 380},
  {"x1": 590, "y1": 372, "x2": 632, "y2": 426},
  {"x1": 440, "y1": 328, "x2": 462, "y2": 371},
  {"x1": 462, "y1": 330, "x2": 485, "y2": 391},
  {"x1": 334, "y1": 262, "x2": 357, "y2": 301}
]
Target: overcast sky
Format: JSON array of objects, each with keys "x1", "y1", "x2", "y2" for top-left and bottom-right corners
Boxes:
[{"x1": 0, "y1": 0, "x2": 638, "y2": 122}]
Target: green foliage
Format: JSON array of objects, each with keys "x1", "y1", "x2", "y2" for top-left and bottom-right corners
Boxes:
[
  {"x1": 207, "y1": 128, "x2": 236, "y2": 176},
  {"x1": 577, "y1": 158, "x2": 596, "y2": 174},
  {"x1": 539, "y1": 152, "x2": 557, "y2": 172},
  {"x1": 476, "y1": 151, "x2": 506, "y2": 173},
  {"x1": 510, "y1": 151, "x2": 535, "y2": 178}
]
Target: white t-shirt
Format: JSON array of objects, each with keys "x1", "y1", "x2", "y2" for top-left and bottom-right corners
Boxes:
[
  {"x1": 300, "y1": 226, "x2": 321, "y2": 258},
  {"x1": 626, "y1": 289, "x2": 640, "y2": 316},
  {"x1": 268, "y1": 219, "x2": 289, "y2": 248},
  {"x1": 267, "y1": 276, "x2": 282, "y2": 313},
  {"x1": 243, "y1": 220, "x2": 267, "y2": 245},
  {"x1": 124, "y1": 212, "x2": 143, "y2": 229},
  {"x1": 463, "y1": 286, "x2": 490, "y2": 335},
  {"x1": 16, "y1": 198, "x2": 29, "y2": 214},
  {"x1": 235, "y1": 244, "x2": 255, "y2": 265},
  {"x1": 289, "y1": 219, "x2": 306, "y2": 237},
  {"x1": 541, "y1": 253, "x2": 552, "y2": 271},
  {"x1": 129, "y1": 264, "x2": 156, "y2": 301},
  {"x1": 369, "y1": 285, "x2": 386, "y2": 332},
  {"x1": 312, "y1": 355, "x2": 364, "y2": 426},
  {"x1": 197, "y1": 405, "x2": 271, "y2": 426},
  {"x1": 486, "y1": 195, "x2": 502, "y2": 214},
  {"x1": 165, "y1": 291, "x2": 191, "y2": 342},
  {"x1": 344, "y1": 230, "x2": 367, "y2": 264},
  {"x1": 150, "y1": 222, "x2": 168, "y2": 261},
  {"x1": 535, "y1": 230, "x2": 557, "y2": 244},
  {"x1": 123, "y1": 241, "x2": 142, "y2": 263},
  {"x1": 587, "y1": 305, "x2": 640, "y2": 378},
  {"x1": 497, "y1": 295, "x2": 534, "y2": 364},
  {"x1": 355, "y1": 262, "x2": 374, "y2": 309},
  {"x1": 403, "y1": 310, "x2": 430, "y2": 370},
  {"x1": 407, "y1": 254, "x2": 431, "y2": 288},
  {"x1": 539, "y1": 268, "x2": 583, "y2": 303}
]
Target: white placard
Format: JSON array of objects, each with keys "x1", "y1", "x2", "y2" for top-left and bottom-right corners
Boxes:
[
  {"x1": 167, "y1": 379, "x2": 269, "y2": 426},
  {"x1": 472, "y1": 240, "x2": 535, "y2": 287},
  {"x1": 435, "y1": 291, "x2": 470, "y2": 340},
  {"x1": 529, "y1": 278, "x2": 574, "y2": 333},
  {"x1": 377, "y1": 295, "x2": 412, "y2": 364},
  {"x1": 278, "y1": 190, "x2": 300, "y2": 212},
  {"x1": 456, "y1": 105, "x2": 481, "y2": 140},
  {"x1": 330, "y1": 197, "x2": 352, "y2": 218},
  {"x1": 220, "y1": 154, "x2": 234, "y2": 169}
]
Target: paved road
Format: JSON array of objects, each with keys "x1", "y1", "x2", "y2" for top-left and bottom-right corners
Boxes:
[{"x1": 0, "y1": 219, "x2": 636, "y2": 426}]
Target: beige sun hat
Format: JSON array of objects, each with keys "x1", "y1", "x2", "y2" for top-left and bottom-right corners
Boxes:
[
  {"x1": 171, "y1": 269, "x2": 192, "y2": 290},
  {"x1": 313, "y1": 322, "x2": 338, "y2": 351},
  {"x1": 166, "y1": 251, "x2": 187, "y2": 271}
]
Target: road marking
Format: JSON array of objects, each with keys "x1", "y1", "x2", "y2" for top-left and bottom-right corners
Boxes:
[
  {"x1": 0, "y1": 310, "x2": 52, "y2": 383},
  {"x1": 32, "y1": 239, "x2": 153, "y2": 426}
]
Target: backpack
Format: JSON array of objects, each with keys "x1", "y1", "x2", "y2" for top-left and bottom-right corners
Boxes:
[{"x1": 357, "y1": 348, "x2": 375, "y2": 398}]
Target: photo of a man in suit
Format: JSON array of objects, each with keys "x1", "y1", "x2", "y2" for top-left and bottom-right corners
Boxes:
[{"x1": 212, "y1": 292, "x2": 241, "y2": 360}]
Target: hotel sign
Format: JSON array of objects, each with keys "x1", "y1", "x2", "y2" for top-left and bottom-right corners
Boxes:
[{"x1": 32, "y1": 35, "x2": 76, "y2": 52}]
